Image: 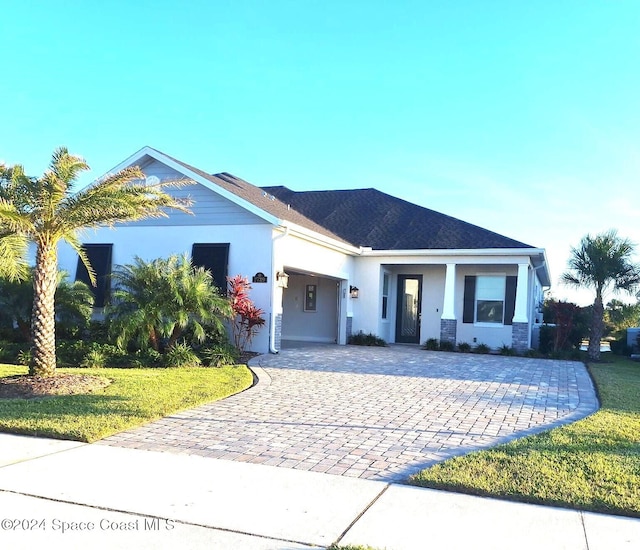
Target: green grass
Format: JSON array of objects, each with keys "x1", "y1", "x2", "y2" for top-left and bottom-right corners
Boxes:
[
  {"x1": 409, "y1": 356, "x2": 640, "y2": 517},
  {"x1": 0, "y1": 364, "x2": 253, "y2": 442}
]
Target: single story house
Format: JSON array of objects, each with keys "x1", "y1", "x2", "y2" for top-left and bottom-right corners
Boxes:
[{"x1": 58, "y1": 147, "x2": 550, "y2": 354}]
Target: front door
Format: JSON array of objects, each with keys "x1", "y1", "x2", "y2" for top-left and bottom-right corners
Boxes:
[{"x1": 396, "y1": 275, "x2": 422, "y2": 344}]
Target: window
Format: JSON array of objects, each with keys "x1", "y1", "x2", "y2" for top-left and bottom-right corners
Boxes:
[
  {"x1": 475, "y1": 276, "x2": 505, "y2": 324},
  {"x1": 304, "y1": 284, "x2": 317, "y2": 312},
  {"x1": 463, "y1": 275, "x2": 517, "y2": 325},
  {"x1": 75, "y1": 244, "x2": 113, "y2": 308},
  {"x1": 382, "y1": 273, "x2": 389, "y2": 319},
  {"x1": 191, "y1": 243, "x2": 230, "y2": 293}
]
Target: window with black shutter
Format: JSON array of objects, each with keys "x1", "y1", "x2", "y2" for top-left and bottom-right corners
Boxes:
[
  {"x1": 462, "y1": 274, "x2": 518, "y2": 325},
  {"x1": 75, "y1": 244, "x2": 113, "y2": 308},
  {"x1": 191, "y1": 243, "x2": 230, "y2": 293}
]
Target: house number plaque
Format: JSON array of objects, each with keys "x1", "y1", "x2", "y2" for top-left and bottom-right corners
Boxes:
[{"x1": 252, "y1": 272, "x2": 268, "y2": 283}]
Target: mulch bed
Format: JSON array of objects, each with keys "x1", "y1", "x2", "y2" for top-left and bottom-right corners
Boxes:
[{"x1": 0, "y1": 374, "x2": 111, "y2": 399}]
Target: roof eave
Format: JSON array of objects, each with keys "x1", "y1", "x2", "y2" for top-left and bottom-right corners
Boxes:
[{"x1": 96, "y1": 146, "x2": 281, "y2": 226}]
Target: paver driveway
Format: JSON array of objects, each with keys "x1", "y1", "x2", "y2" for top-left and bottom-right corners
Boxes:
[{"x1": 101, "y1": 345, "x2": 597, "y2": 481}]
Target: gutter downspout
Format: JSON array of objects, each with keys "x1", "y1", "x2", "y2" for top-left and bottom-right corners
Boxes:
[{"x1": 270, "y1": 225, "x2": 289, "y2": 354}]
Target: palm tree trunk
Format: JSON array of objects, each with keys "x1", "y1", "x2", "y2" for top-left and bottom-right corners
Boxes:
[
  {"x1": 30, "y1": 240, "x2": 58, "y2": 377},
  {"x1": 166, "y1": 325, "x2": 182, "y2": 350},
  {"x1": 588, "y1": 290, "x2": 604, "y2": 362}
]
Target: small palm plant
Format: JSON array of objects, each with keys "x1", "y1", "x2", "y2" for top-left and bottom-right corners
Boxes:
[
  {"x1": 108, "y1": 254, "x2": 230, "y2": 354},
  {"x1": 0, "y1": 270, "x2": 94, "y2": 341}
]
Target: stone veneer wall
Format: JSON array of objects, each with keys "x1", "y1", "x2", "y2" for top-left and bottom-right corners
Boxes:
[
  {"x1": 274, "y1": 313, "x2": 282, "y2": 352},
  {"x1": 511, "y1": 322, "x2": 529, "y2": 352},
  {"x1": 440, "y1": 319, "x2": 457, "y2": 345},
  {"x1": 346, "y1": 316, "x2": 353, "y2": 338}
]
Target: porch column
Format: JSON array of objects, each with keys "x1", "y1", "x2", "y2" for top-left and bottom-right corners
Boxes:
[
  {"x1": 512, "y1": 263, "x2": 530, "y2": 352},
  {"x1": 440, "y1": 263, "x2": 457, "y2": 345},
  {"x1": 513, "y1": 263, "x2": 529, "y2": 323}
]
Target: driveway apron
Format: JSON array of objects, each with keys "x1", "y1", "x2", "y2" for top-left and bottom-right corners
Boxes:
[{"x1": 101, "y1": 346, "x2": 597, "y2": 481}]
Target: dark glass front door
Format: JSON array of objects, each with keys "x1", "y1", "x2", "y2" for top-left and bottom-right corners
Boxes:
[{"x1": 396, "y1": 275, "x2": 422, "y2": 344}]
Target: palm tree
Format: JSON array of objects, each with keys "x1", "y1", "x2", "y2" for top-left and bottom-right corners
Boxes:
[
  {"x1": 562, "y1": 230, "x2": 640, "y2": 361},
  {"x1": 0, "y1": 147, "x2": 191, "y2": 376},
  {"x1": 108, "y1": 254, "x2": 230, "y2": 353}
]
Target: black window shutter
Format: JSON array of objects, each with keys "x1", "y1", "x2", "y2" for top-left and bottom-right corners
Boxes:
[
  {"x1": 191, "y1": 243, "x2": 230, "y2": 293},
  {"x1": 463, "y1": 276, "x2": 476, "y2": 323},
  {"x1": 504, "y1": 276, "x2": 518, "y2": 325},
  {"x1": 75, "y1": 244, "x2": 113, "y2": 308}
]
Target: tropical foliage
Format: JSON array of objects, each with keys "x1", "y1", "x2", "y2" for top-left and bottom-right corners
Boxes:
[
  {"x1": 0, "y1": 147, "x2": 191, "y2": 376},
  {"x1": 562, "y1": 230, "x2": 640, "y2": 360},
  {"x1": 605, "y1": 299, "x2": 640, "y2": 339},
  {"x1": 227, "y1": 275, "x2": 266, "y2": 353},
  {"x1": 108, "y1": 254, "x2": 231, "y2": 353},
  {"x1": 0, "y1": 270, "x2": 94, "y2": 340}
]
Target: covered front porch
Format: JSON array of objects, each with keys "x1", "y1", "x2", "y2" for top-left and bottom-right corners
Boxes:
[{"x1": 350, "y1": 249, "x2": 549, "y2": 351}]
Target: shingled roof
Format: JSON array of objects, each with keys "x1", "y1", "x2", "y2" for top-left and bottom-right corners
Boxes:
[
  {"x1": 139, "y1": 148, "x2": 532, "y2": 251},
  {"x1": 261, "y1": 186, "x2": 533, "y2": 250},
  {"x1": 147, "y1": 149, "x2": 352, "y2": 245}
]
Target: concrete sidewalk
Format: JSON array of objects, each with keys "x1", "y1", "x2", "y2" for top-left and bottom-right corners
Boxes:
[{"x1": 0, "y1": 433, "x2": 638, "y2": 549}]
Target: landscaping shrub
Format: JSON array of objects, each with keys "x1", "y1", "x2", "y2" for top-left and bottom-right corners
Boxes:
[
  {"x1": 457, "y1": 342, "x2": 472, "y2": 353},
  {"x1": 200, "y1": 343, "x2": 240, "y2": 367},
  {"x1": 348, "y1": 331, "x2": 387, "y2": 346},
  {"x1": 129, "y1": 349, "x2": 162, "y2": 369},
  {"x1": 227, "y1": 275, "x2": 266, "y2": 353},
  {"x1": 81, "y1": 349, "x2": 108, "y2": 368},
  {"x1": 473, "y1": 343, "x2": 490, "y2": 354},
  {"x1": 422, "y1": 338, "x2": 439, "y2": 351},
  {"x1": 57, "y1": 340, "x2": 90, "y2": 366},
  {"x1": 499, "y1": 344, "x2": 515, "y2": 356},
  {"x1": 439, "y1": 340, "x2": 455, "y2": 352},
  {"x1": 16, "y1": 349, "x2": 32, "y2": 366},
  {"x1": 610, "y1": 338, "x2": 630, "y2": 356},
  {"x1": 162, "y1": 342, "x2": 202, "y2": 368}
]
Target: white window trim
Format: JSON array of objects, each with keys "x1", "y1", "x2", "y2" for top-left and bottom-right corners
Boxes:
[{"x1": 474, "y1": 273, "x2": 507, "y2": 327}]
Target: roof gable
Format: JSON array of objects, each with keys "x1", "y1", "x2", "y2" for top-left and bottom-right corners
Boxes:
[
  {"x1": 105, "y1": 147, "x2": 351, "y2": 245},
  {"x1": 262, "y1": 186, "x2": 534, "y2": 250}
]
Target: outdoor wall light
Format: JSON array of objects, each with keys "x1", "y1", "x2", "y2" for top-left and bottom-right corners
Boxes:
[
  {"x1": 349, "y1": 285, "x2": 359, "y2": 299},
  {"x1": 276, "y1": 271, "x2": 289, "y2": 288}
]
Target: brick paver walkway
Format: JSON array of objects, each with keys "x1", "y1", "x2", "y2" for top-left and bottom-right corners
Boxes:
[{"x1": 101, "y1": 345, "x2": 598, "y2": 481}]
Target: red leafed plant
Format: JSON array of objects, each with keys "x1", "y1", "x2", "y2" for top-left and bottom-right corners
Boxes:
[{"x1": 227, "y1": 275, "x2": 266, "y2": 353}]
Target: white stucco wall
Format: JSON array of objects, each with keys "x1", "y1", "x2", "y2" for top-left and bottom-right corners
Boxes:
[
  {"x1": 281, "y1": 273, "x2": 339, "y2": 343},
  {"x1": 58, "y1": 223, "x2": 274, "y2": 352},
  {"x1": 454, "y1": 264, "x2": 518, "y2": 349}
]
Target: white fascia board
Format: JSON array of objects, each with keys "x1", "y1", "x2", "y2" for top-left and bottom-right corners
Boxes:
[
  {"x1": 141, "y1": 149, "x2": 281, "y2": 226},
  {"x1": 279, "y1": 222, "x2": 361, "y2": 255},
  {"x1": 360, "y1": 247, "x2": 546, "y2": 259},
  {"x1": 81, "y1": 146, "x2": 281, "y2": 226}
]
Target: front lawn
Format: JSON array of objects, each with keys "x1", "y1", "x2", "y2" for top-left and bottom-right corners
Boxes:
[
  {"x1": 0, "y1": 364, "x2": 253, "y2": 442},
  {"x1": 409, "y1": 356, "x2": 640, "y2": 517}
]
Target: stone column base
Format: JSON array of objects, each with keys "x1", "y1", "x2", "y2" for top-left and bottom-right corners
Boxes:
[
  {"x1": 511, "y1": 322, "x2": 529, "y2": 352},
  {"x1": 274, "y1": 313, "x2": 283, "y2": 351},
  {"x1": 440, "y1": 319, "x2": 457, "y2": 345}
]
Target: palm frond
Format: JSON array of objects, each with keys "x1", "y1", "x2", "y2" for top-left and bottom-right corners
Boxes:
[{"x1": 0, "y1": 231, "x2": 29, "y2": 281}]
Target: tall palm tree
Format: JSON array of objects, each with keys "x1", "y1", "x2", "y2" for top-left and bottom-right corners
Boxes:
[
  {"x1": 562, "y1": 230, "x2": 640, "y2": 361},
  {"x1": 0, "y1": 147, "x2": 192, "y2": 376}
]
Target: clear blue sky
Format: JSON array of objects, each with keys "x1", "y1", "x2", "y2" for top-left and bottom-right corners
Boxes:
[{"x1": 2, "y1": 1, "x2": 639, "y2": 305}]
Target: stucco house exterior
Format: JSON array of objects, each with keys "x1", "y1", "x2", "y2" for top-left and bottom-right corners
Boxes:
[{"x1": 57, "y1": 147, "x2": 550, "y2": 354}]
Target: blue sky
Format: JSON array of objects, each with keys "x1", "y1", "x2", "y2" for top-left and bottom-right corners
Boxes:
[{"x1": 1, "y1": 1, "x2": 639, "y2": 305}]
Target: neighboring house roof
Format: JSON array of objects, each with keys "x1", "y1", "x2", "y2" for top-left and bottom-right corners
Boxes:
[{"x1": 261, "y1": 186, "x2": 534, "y2": 251}]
